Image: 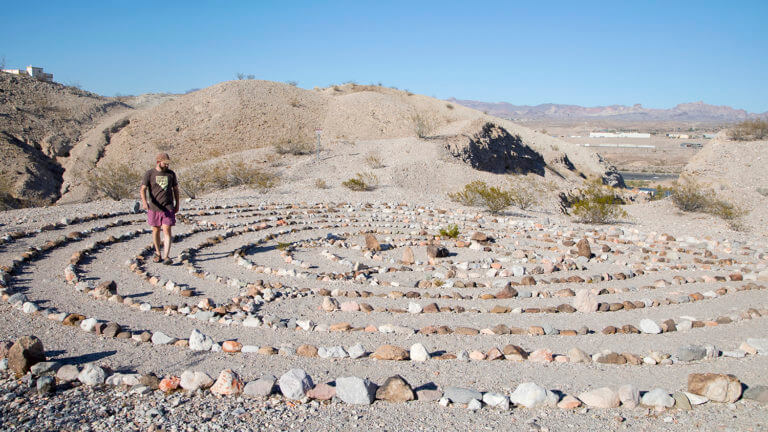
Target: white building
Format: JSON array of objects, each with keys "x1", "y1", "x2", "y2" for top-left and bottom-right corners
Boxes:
[
  {"x1": 1, "y1": 65, "x2": 53, "y2": 82},
  {"x1": 589, "y1": 132, "x2": 651, "y2": 138}
]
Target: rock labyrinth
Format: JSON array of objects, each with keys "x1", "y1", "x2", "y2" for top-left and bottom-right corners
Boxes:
[{"x1": 2, "y1": 201, "x2": 768, "y2": 414}]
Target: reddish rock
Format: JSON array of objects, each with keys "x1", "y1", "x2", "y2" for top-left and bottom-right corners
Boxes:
[
  {"x1": 688, "y1": 373, "x2": 742, "y2": 403},
  {"x1": 375, "y1": 375, "x2": 415, "y2": 402},
  {"x1": 222, "y1": 341, "x2": 243, "y2": 353},
  {"x1": 371, "y1": 345, "x2": 409, "y2": 360},
  {"x1": 307, "y1": 383, "x2": 336, "y2": 400},
  {"x1": 159, "y1": 376, "x2": 181, "y2": 392},
  {"x1": 210, "y1": 369, "x2": 244, "y2": 396},
  {"x1": 8, "y1": 336, "x2": 45, "y2": 377},
  {"x1": 297, "y1": 344, "x2": 319, "y2": 357},
  {"x1": 529, "y1": 349, "x2": 553, "y2": 363}
]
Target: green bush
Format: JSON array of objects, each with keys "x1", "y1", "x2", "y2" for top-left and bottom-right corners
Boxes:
[
  {"x1": 570, "y1": 181, "x2": 627, "y2": 224},
  {"x1": 728, "y1": 119, "x2": 768, "y2": 141},
  {"x1": 447, "y1": 180, "x2": 487, "y2": 206},
  {"x1": 439, "y1": 224, "x2": 460, "y2": 239},
  {"x1": 87, "y1": 161, "x2": 142, "y2": 200},
  {"x1": 449, "y1": 179, "x2": 540, "y2": 213},
  {"x1": 342, "y1": 172, "x2": 379, "y2": 191}
]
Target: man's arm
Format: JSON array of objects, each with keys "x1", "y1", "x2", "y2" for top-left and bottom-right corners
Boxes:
[
  {"x1": 173, "y1": 185, "x2": 180, "y2": 213},
  {"x1": 140, "y1": 185, "x2": 149, "y2": 211}
]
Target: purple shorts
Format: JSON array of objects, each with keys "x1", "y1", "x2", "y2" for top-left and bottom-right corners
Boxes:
[{"x1": 147, "y1": 209, "x2": 176, "y2": 227}]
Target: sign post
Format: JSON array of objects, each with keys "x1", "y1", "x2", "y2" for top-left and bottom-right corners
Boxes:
[{"x1": 315, "y1": 128, "x2": 322, "y2": 162}]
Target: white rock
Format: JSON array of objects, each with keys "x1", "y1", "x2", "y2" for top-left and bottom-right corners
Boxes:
[
  {"x1": 189, "y1": 329, "x2": 213, "y2": 351},
  {"x1": 336, "y1": 376, "x2": 378, "y2": 405},
  {"x1": 78, "y1": 364, "x2": 106, "y2": 386},
  {"x1": 618, "y1": 384, "x2": 640, "y2": 408},
  {"x1": 242, "y1": 345, "x2": 259, "y2": 353},
  {"x1": 22, "y1": 302, "x2": 39, "y2": 314},
  {"x1": 467, "y1": 399, "x2": 482, "y2": 410},
  {"x1": 683, "y1": 392, "x2": 709, "y2": 405},
  {"x1": 279, "y1": 369, "x2": 313, "y2": 400},
  {"x1": 347, "y1": 343, "x2": 366, "y2": 359},
  {"x1": 410, "y1": 343, "x2": 429, "y2": 362},
  {"x1": 509, "y1": 382, "x2": 550, "y2": 408},
  {"x1": 482, "y1": 392, "x2": 510, "y2": 410},
  {"x1": 641, "y1": 388, "x2": 674, "y2": 408},
  {"x1": 80, "y1": 318, "x2": 98, "y2": 332},
  {"x1": 151, "y1": 332, "x2": 176, "y2": 345},
  {"x1": 639, "y1": 319, "x2": 662, "y2": 334},
  {"x1": 242, "y1": 317, "x2": 262, "y2": 328},
  {"x1": 407, "y1": 302, "x2": 422, "y2": 314},
  {"x1": 180, "y1": 370, "x2": 214, "y2": 391}
]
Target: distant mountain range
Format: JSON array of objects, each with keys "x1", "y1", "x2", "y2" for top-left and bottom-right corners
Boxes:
[{"x1": 448, "y1": 99, "x2": 768, "y2": 123}]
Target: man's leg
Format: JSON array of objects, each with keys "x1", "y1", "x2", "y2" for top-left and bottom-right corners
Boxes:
[
  {"x1": 162, "y1": 225, "x2": 173, "y2": 260},
  {"x1": 151, "y1": 226, "x2": 162, "y2": 257}
]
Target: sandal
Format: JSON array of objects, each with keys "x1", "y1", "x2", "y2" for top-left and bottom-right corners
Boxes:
[
  {"x1": 163, "y1": 258, "x2": 173, "y2": 265},
  {"x1": 152, "y1": 254, "x2": 162, "y2": 263}
]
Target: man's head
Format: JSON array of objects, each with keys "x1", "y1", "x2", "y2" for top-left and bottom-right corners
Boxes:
[{"x1": 156, "y1": 152, "x2": 171, "y2": 170}]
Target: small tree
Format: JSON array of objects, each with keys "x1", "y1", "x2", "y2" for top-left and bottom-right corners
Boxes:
[{"x1": 412, "y1": 112, "x2": 436, "y2": 138}]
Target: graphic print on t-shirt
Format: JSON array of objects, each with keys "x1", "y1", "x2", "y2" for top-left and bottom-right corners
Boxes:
[{"x1": 156, "y1": 176, "x2": 169, "y2": 190}]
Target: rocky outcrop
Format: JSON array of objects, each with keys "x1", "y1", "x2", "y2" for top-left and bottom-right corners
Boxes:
[{"x1": 445, "y1": 122, "x2": 546, "y2": 175}]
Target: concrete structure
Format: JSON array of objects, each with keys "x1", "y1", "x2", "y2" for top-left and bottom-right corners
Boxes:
[
  {"x1": 666, "y1": 133, "x2": 690, "y2": 139},
  {"x1": 1, "y1": 65, "x2": 53, "y2": 82},
  {"x1": 589, "y1": 132, "x2": 651, "y2": 139}
]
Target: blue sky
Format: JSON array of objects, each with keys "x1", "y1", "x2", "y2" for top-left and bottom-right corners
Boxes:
[{"x1": 3, "y1": 1, "x2": 767, "y2": 112}]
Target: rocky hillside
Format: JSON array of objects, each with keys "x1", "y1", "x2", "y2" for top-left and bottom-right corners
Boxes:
[{"x1": 0, "y1": 73, "x2": 129, "y2": 204}]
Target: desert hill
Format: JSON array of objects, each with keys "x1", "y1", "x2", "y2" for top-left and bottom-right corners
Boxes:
[
  {"x1": 0, "y1": 73, "x2": 130, "y2": 204},
  {"x1": 88, "y1": 80, "x2": 615, "y2": 199}
]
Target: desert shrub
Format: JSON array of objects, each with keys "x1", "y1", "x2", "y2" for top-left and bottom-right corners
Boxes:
[
  {"x1": 439, "y1": 224, "x2": 460, "y2": 239},
  {"x1": 273, "y1": 139, "x2": 314, "y2": 155},
  {"x1": 0, "y1": 175, "x2": 17, "y2": 210},
  {"x1": 670, "y1": 176, "x2": 744, "y2": 222},
  {"x1": 180, "y1": 161, "x2": 278, "y2": 197},
  {"x1": 411, "y1": 112, "x2": 436, "y2": 138},
  {"x1": 447, "y1": 180, "x2": 487, "y2": 206},
  {"x1": 87, "y1": 161, "x2": 142, "y2": 200},
  {"x1": 446, "y1": 103, "x2": 454, "y2": 110},
  {"x1": 477, "y1": 185, "x2": 513, "y2": 213},
  {"x1": 342, "y1": 172, "x2": 378, "y2": 191},
  {"x1": 728, "y1": 119, "x2": 768, "y2": 141},
  {"x1": 649, "y1": 185, "x2": 672, "y2": 201},
  {"x1": 315, "y1": 179, "x2": 329, "y2": 189},
  {"x1": 364, "y1": 152, "x2": 384, "y2": 169},
  {"x1": 570, "y1": 181, "x2": 627, "y2": 224},
  {"x1": 289, "y1": 98, "x2": 301, "y2": 108},
  {"x1": 507, "y1": 177, "x2": 543, "y2": 210}
]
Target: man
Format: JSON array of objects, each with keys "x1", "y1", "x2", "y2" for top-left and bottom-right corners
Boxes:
[{"x1": 140, "y1": 152, "x2": 180, "y2": 264}]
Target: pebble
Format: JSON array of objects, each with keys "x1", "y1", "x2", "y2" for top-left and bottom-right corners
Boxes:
[
  {"x1": 279, "y1": 368, "x2": 313, "y2": 400},
  {"x1": 78, "y1": 364, "x2": 106, "y2": 386}
]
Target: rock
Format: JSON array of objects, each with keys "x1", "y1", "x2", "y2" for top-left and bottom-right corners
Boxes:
[
  {"x1": 102, "y1": 322, "x2": 121, "y2": 338},
  {"x1": 687, "y1": 373, "x2": 742, "y2": 403},
  {"x1": 673, "y1": 392, "x2": 692, "y2": 410},
  {"x1": 36, "y1": 375, "x2": 56, "y2": 394},
  {"x1": 557, "y1": 395, "x2": 582, "y2": 409},
  {"x1": 576, "y1": 239, "x2": 592, "y2": 258},
  {"x1": 189, "y1": 329, "x2": 213, "y2": 351},
  {"x1": 529, "y1": 349, "x2": 553, "y2": 363},
  {"x1": 410, "y1": 343, "x2": 429, "y2": 362},
  {"x1": 444, "y1": 386, "x2": 482, "y2": 404},
  {"x1": 573, "y1": 289, "x2": 598, "y2": 313},
  {"x1": 579, "y1": 387, "x2": 620, "y2": 408},
  {"x1": 222, "y1": 340, "x2": 242, "y2": 353},
  {"x1": 618, "y1": 384, "x2": 640, "y2": 408},
  {"x1": 596, "y1": 352, "x2": 626, "y2": 364},
  {"x1": 297, "y1": 344, "x2": 319, "y2": 357},
  {"x1": 347, "y1": 343, "x2": 366, "y2": 359},
  {"x1": 375, "y1": 375, "x2": 415, "y2": 402},
  {"x1": 677, "y1": 345, "x2": 707, "y2": 362},
  {"x1": 371, "y1": 345, "x2": 409, "y2": 360},
  {"x1": 321, "y1": 296, "x2": 339, "y2": 312},
  {"x1": 336, "y1": 376, "x2": 378, "y2": 405},
  {"x1": 641, "y1": 388, "x2": 674, "y2": 408},
  {"x1": 683, "y1": 392, "x2": 709, "y2": 405},
  {"x1": 567, "y1": 347, "x2": 591, "y2": 363},
  {"x1": 151, "y1": 332, "x2": 176, "y2": 345},
  {"x1": 243, "y1": 375, "x2": 276, "y2": 397},
  {"x1": 158, "y1": 376, "x2": 181, "y2": 392},
  {"x1": 426, "y1": 245, "x2": 449, "y2": 259},
  {"x1": 180, "y1": 370, "x2": 213, "y2": 391},
  {"x1": 743, "y1": 385, "x2": 768, "y2": 404},
  {"x1": 56, "y1": 365, "x2": 79, "y2": 382},
  {"x1": 307, "y1": 382, "x2": 336, "y2": 400},
  {"x1": 483, "y1": 392, "x2": 510, "y2": 410},
  {"x1": 407, "y1": 302, "x2": 422, "y2": 314},
  {"x1": 401, "y1": 247, "x2": 415, "y2": 265},
  {"x1": 0, "y1": 341, "x2": 12, "y2": 359},
  {"x1": 78, "y1": 364, "x2": 106, "y2": 386},
  {"x1": 30, "y1": 361, "x2": 60, "y2": 376},
  {"x1": 509, "y1": 382, "x2": 550, "y2": 408},
  {"x1": 8, "y1": 335, "x2": 45, "y2": 377},
  {"x1": 22, "y1": 302, "x2": 39, "y2": 314},
  {"x1": 467, "y1": 399, "x2": 482, "y2": 410},
  {"x1": 279, "y1": 369, "x2": 313, "y2": 400},
  {"x1": 639, "y1": 319, "x2": 661, "y2": 334},
  {"x1": 364, "y1": 234, "x2": 381, "y2": 251},
  {"x1": 318, "y1": 346, "x2": 348, "y2": 359},
  {"x1": 210, "y1": 369, "x2": 244, "y2": 396}
]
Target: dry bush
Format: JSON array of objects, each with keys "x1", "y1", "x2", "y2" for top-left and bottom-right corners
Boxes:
[
  {"x1": 439, "y1": 224, "x2": 460, "y2": 239},
  {"x1": 448, "y1": 180, "x2": 513, "y2": 214},
  {"x1": 728, "y1": 119, "x2": 768, "y2": 141},
  {"x1": 87, "y1": 162, "x2": 142, "y2": 200},
  {"x1": 570, "y1": 181, "x2": 627, "y2": 224},
  {"x1": 447, "y1": 180, "x2": 487, "y2": 206},
  {"x1": 342, "y1": 172, "x2": 378, "y2": 191},
  {"x1": 446, "y1": 103, "x2": 454, "y2": 110},
  {"x1": 507, "y1": 176, "x2": 544, "y2": 210},
  {"x1": 670, "y1": 176, "x2": 745, "y2": 223},
  {"x1": 0, "y1": 175, "x2": 18, "y2": 210},
  {"x1": 179, "y1": 161, "x2": 278, "y2": 197},
  {"x1": 273, "y1": 139, "x2": 314, "y2": 155},
  {"x1": 364, "y1": 152, "x2": 384, "y2": 169},
  {"x1": 411, "y1": 112, "x2": 437, "y2": 138},
  {"x1": 315, "y1": 179, "x2": 329, "y2": 189}
]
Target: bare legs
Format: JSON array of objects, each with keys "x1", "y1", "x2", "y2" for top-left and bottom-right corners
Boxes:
[{"x1": 151, "y1": 225, "x2": 173, "y2": 260}]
